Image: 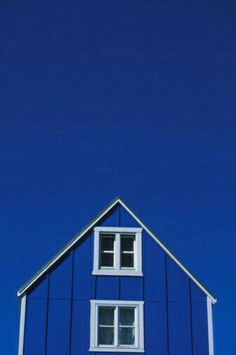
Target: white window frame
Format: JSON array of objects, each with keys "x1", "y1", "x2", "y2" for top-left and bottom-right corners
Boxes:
[
  {"x1": 92, "y1": 227, "x2": 143, "y2": 276},
  {"x1": 90, "y1": 300, "x2": 144, "y2": 353}
]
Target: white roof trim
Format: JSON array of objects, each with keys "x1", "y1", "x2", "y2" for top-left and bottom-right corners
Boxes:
[{"x1": 17, "y1": 198, "x2": 217, "y2": 303}]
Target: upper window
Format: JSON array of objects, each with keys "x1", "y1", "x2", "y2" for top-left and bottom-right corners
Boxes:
[
  {"x1": 90, "y1": 300, "x2": 144, "y2": 352},
  {"x1": 93, "y1": 227, "x2": 142, "y2": 276}
]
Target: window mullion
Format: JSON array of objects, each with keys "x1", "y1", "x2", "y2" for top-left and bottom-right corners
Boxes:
[
  {"x1": 115, "y1": 233, "x2": 120, "y2": 270},
  {"x1": 114, "y1": 306, "x2": 119, "y2": 347}
]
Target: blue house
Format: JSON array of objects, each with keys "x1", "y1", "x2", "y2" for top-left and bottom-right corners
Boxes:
[{"x1": 17, "y1": 198, "x2": 216, "y2": 355}]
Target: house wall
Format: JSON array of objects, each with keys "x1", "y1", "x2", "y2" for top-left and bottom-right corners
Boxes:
[{"x1": 22, "y1": 205, "x2": 209, "y2": 355}]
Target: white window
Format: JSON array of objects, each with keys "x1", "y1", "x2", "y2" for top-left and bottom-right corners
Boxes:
[
  {"x1": 93, "y1": 227, "x2": 143, "y2": 276},
  {"x1": 90, "y1": 300, "x2": 144, "y2": 352}
]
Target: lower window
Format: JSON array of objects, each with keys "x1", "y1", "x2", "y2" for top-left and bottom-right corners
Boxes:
[{"x1": 90, "y1": 300, "x2": 144, "y2": 352}]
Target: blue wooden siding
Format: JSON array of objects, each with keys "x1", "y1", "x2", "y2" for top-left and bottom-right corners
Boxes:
[{"x1": 23, "y1": 205, "x2": 209, "y2": 355}]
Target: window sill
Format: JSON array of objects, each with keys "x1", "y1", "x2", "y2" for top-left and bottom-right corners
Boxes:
[
  {"x1": 92, "y1": 269, "x2": 143, "y2": 277},
  {"x1": 89, "y1": 347, "x2": 144, "y2": 353}
]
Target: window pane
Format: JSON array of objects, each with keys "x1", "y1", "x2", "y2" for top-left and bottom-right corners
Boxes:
[
  {"x1": 121, "y1": 236, "x2": 134, "y2": 251},
  {"x1": 101, "y1": 252, "x2": 114, "y2": 267},
  {"x1": 119, "y1": 308, "x2": 135, "y2": 326},
  {"x1": 101, "y1": 235, "x2": 115, "y2": 251},
  {"x1": 99, "y1": 307, "x2": 114, "y2": 326},
  {"x1": 121, "y1": 253, "x2": 134, "y2": 268},
  {"x1": 119, "y1": 327, "x2": 135, "y2": 345},
  {"x1": 99, "y1": 327, "x2": 114, "y2": 345}
]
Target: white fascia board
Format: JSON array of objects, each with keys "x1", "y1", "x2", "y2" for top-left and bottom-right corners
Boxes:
[{"x1": 18, "y1": 197, "x2": 217, "y2": 304}]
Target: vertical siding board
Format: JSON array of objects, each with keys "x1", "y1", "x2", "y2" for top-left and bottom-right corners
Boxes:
[
  {"x1": 145, "y1": 302, "x2": 168, "y2": 355},
  {"x1": 167, "y1": 257, "x2": 189, "y2": 302},
  {"x1": 28, "y1": 277, "x2": 48, "y2": 299},
  {"x1": 167, "y1": 257, "x2": 192, "y2": 355},
  {"x1": 118, "y1": 276, "x2": 121, "y2": 299},
  {"x1": 191, "y1": 293, "x2": 209, "y2": 354},
  {"x1": 46, "y1": 299, "x2": 70, "y2": 355},
  {"x1": 93, "y1": 275, "x2": 97, "y2": 299},
  {"x1": 191, "y1": 281, "x2": 206, "y2": 303},
  {"x1": 69, "y1": 251, "x2": 75, "y2": 355},
  {"x1": 168, "y1": 302, "x2": 192, "y2": 355},
  {"x1": 24, "y1": 298, "x2": 47, "y2": 355},
  {"x1": 45, "y1": 275, "x2": 50, "y2": 355},
  {"x1": 165, "y1": 254, "x2": 170, "y2": 355},
  {"x1": 189, "y1": 280, "x2": 194, "y2": 355},
  {"x1": 143, "y1": 232, "x2": 166, "y2": 302},
  {"x1": 118, "y1": 204, "x2": 121, "y2": 226},
  {"x1": 71, "y1": 301, "x2": 90, "y2": 355},
  {"x1": 73, "y1": 235, "x2": 93, "y2": 300},
  {"x1": 119, "y1": 277, "x2": 143, "y2": 300},
  {"x1": 49, "y1": 254, "x2": 72, "y2": 299},
  {"x1": 120, "y1": 206, "x2": 140, "y2": 227},
  {"x1": 96, "y1": 276, "x2": 119, "y2": 300}
]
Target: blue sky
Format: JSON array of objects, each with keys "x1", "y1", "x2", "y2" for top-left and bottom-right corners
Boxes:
[{"x1": 0, "y1": 0, "x2": 236, "y2": 353}]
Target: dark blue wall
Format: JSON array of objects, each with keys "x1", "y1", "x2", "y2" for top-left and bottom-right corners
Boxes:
[{"x1": 23, "y1": 205, "x2": 209, "y2": 355}]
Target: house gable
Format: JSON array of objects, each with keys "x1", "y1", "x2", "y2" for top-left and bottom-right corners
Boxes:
[
  {"x1": 18, "y1": 198, "x2": 216, "y2": 355},
  {"x1": 18, "y1": 198, "x2": 216, "y2": 303}
]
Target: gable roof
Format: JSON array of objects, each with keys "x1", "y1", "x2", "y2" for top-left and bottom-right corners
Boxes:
[{"x1": 17, "y1": 197, "x2": 217, "y2": 303}]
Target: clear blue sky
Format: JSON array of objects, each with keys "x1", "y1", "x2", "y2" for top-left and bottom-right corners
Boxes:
[{"x1": 0, "y1": 0, "x2": 235, "y2": 353}]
